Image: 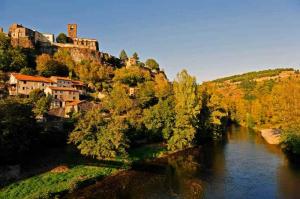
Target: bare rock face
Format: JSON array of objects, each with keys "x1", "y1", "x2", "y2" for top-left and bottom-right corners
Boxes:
[{"x1": 261, "y1": 129, "x2": 281, "y2": 145}]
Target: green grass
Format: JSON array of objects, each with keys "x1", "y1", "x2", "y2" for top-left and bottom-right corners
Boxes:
[
  {"x1": 0, "y1": 165, "x2": 118, "y2": 199},
  {"x1": 0, "y1": 144, "x2": 167, "y2": 199}
]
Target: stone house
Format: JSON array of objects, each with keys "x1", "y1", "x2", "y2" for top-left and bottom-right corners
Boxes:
[
  {"x1": 44, "y1": 86, "x2": 79, "y2": 108},
  {"x1": 50, "y1": 76, "x2": 85, "y2": 94},
  {"x1": 8, "y1": 73, "x2": 56, "y2": 96}
]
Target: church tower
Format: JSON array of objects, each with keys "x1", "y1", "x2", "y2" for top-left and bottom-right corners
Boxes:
[{"x1": 67, "y1": 24, "x2": 77, "y2": 38}]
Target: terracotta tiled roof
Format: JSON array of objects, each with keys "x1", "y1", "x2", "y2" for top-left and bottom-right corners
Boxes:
[
  {"x1": 47, "y1": 86, "x2": 79, "y2": 92},
  {"x1": 50, "y1": 76, "x2": 72, "y2": 81},
  {"x1": 66, "y1": 100, "x2": 84, "y2": 106},
  {"x1": 12, "y1": 73, "x2": 54, "y2": 83},
  {"x1": 50, "y1": 76, "x2": 84, "y2": 86},
  {"x1": 71, "y1": 80, "x2": 84, "y2": 86}
]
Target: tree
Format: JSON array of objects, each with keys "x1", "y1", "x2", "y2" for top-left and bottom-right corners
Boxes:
[
  {"x1": 103, "y1": 83, "x2": 133, "y2": 115},
  {"x1": 36, "y1": 54, "x2": 52, "y2": 73},
  {"x1": 75, "y1": 60, "x2": 113, "y2": 89},
  {"x1": 154, "y1": 73, "x2": 172, "y2": 99},
  {"x1": 69, "y1": 109, "x2": 128, "y2": 160},
  {"x1": 54, "y1": 49, "x2": 75, "y2": 72},
  {"x1": 0, "y1": 99, "x2": 39, "y2": 163},
  {"x1": 56, "y1": 33, "x2": 68, "y2": 43},
  {"x1": 119, "y1": 49, "x2": 128, "y2": 62},
  {"x1": 37, "y1": 55, "x2": 69, "y2": 77},
  {"x1": 113, "y1": 66, "x2": 151, "y2": 87},
  {"x1": 33, "y1": 95, "x2": 52, "y2": 117},
  {"x1": 20, "y1": 67, "x2": 37, "y2": 75},
  {"x1": 167, "y1": 70, "x2": 200, "y2": 151},
  {"x1": 145, "y1": 58, "x2": 159, "y2": 71},
  {"x1": 136, "y1": 81, "x2": 157, "y2": 108},
  {"x1": 143, "y1": 96, "x2": 175, "y2": 140},
  {"x1": 0, "y1": 33, "x2": 28, "y2": 72},
  {"x1": 132, "y1": 52, "x2": 139, "y2": 61}
]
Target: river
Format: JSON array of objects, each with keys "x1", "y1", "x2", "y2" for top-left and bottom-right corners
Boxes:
[{"x1": 65, "y1": 126, "x2": 300, "y2": 199}]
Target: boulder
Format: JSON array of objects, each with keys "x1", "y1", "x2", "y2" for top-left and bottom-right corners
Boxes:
[{"x1": 261, "y1": 129, "x2": 281, "y2": 145}]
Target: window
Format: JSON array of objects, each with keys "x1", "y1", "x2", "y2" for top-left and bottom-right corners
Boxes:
[
  {"x1": 73, "y1": 97, "x2": 76, "y2": 100},
  {"x1": 22, "y1": 87, "x2": 25, "y2": 90},
  {"x1": 54, "y1": 95, "x2": 57, "y2": 99},
  {"x1": 23, "y1": 81, "x2": 27, "y2": 84}
]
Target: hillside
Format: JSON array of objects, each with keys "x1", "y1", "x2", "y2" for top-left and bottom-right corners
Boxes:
[{"x1": 211, "y1": 68, "x2": 297, "y2": 84}]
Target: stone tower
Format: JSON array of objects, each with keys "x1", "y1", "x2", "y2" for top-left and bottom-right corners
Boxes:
[{"x1": 67, "y1": 24, "x2": 77, "y2": 38}]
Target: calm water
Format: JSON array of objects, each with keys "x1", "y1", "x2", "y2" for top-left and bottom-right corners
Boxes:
[{"x1": 66, "y1": 126, "x2": 300, "y2": 199}]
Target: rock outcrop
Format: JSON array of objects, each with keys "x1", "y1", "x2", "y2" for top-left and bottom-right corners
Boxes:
[{"x1": 261, "y1": 129, "x2": 281, "y2": 145}]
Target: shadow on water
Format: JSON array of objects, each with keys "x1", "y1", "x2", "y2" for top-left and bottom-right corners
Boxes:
[{"x1": 65, "y1": 126, "x2": 300, "y2": 199}]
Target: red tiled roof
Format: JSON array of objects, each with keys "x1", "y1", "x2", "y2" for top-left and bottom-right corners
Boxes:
[
  {"x1": 66, "y1": 100, "x2": 84, "y2": 106},
  {"x1": 50, "y1": 76, "x2": 84, "y2": 86},
  {"x1": 71, "y1": 80, "x2": 84, "y2": 86},
  {"x1": 50, "y1": 76, "x2": 72, "y2": 81},
  {"x1": 12, "y1": 73, "x2": 54, "y2": 83},
  {"x1": 47, "y1": 86, "x2": 79, "y2": 92}
]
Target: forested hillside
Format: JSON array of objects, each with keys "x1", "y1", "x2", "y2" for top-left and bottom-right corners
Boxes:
[{"x1": 204, "y1": 69, "x2": 300, "y2": 154}]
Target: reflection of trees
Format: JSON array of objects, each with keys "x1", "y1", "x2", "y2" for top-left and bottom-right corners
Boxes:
[
  {"x1": 164, "y1": 150, "x2": 204, "y2": 199},
  {"x1": 277, "y1": 158, "x2": 300, "y2": 199}
]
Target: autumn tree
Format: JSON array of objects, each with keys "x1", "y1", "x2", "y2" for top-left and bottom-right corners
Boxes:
[
  {"x1": 168, "y1": 70, "x2": 200, "y2": 151},
  {"x1": 54, "y1": 49, "x2": 75, "y2": 74}
]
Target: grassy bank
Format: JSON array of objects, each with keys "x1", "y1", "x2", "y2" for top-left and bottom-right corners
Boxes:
[{"x1": 0, "y1": 144, "x2": 167, "y2": 199}]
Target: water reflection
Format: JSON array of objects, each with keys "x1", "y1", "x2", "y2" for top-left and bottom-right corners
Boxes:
[{"x1": 65, "y1": 126, "x2": 300, "y2": 199}]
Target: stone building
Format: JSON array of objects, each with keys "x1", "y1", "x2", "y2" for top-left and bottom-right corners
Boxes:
[
  {"x1": 68, "y1": 24, "x2": 77, "y2": 38},
  {"x1": 8, "y1": 23, "x2": 36, "y2": 48},
  {"x1": 8, "y1": 23, "x2": 55, "y2": 48},
  {"x1": 44, "y1": 86, "x2": 80, "y2": 108},
  {"x1": 8, "y1": 73, "x2": 56, "y2": 95},
  {"x1": 126, "y1": 57, "x2": 138, "y2": 68}
]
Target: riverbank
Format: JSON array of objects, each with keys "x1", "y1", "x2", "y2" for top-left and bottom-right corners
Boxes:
[
  {"x1": 260, "y1": 129, "x2": 281, "y2": 145},
  {"x1": 0, "y1": 144, "x2": 168, "y2": 199}
]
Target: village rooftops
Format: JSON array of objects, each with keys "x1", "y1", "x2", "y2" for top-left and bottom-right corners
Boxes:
[
  {"x1": 47, "y1": 86, "x2": 80, "y2": 92},
  {"x1": 11, "y1": 73, "x2": 54, "y2": 83}
]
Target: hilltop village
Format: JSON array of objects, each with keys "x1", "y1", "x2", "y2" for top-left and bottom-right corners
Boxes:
[
  {"x1": 0, "y1": 23, "x2": 166, "y2": 118},
  {"x1": 1, "y1": 22, "x2": 300, "y2": 199}
]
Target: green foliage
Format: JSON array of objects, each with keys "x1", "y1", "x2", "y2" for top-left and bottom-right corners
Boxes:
[
  {"x1": 0, "y1": 99, "x2": 38, "y2": 164},
  {"x1": 69, "y1": 109, "x2": 128, "y2": 160},
  {"x1": 20, "y1": 67, "x2": 37, "y2": 75},
  {"x1": 136, "y1": 81, "x2": 157, "y2": 108},
  {"x1": 119, "y1": 49, "x2": 128, "y2": 62},
  {"x1": 33, "y1": 95, "x2": 52, "y2": 117},
  {"x1": 103, "y1": 83, "x2": 133, "y2": 115},
  {"x1": 0, "y1": 165, "x2": 116, "y2": 199},
  {"x1": 113, "y1": 66, "x2": 151, "y2": 87},
  {"x1": 54, "y1": 49, "x2": 75, "y2": 72},
  {"x1": 145, "y1": 58, "x2": 159, "y2": 71},
  {"x1": 39, "y1": 59, "x2": 69, "y2": 77},
  {"x1": 29, "y1": 89, "x2": 45, "y2": 102},
  {"x1": 0, "y1": 37, "x2": 28, "y2": 71},
  {"x1": 75, "y1": 60, "x2": 113, "y2": 89},
  {"x1": 281, "y1": 126, "x2": 300, "y2": 155},
  {"x1": 168, "y1": 70, "x2": 200, "y2": 151},
  {"x1": 132, "y1": 52, "x2": 139, "y2": 61},
  {"x1": 143, "y1": 96, "x2": 175, "y2": 140},
  {"x1": 56, "y1": 33, "x2": 69, "y2": 43}
]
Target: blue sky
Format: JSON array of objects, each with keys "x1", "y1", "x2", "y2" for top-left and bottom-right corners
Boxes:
[{"x1": 1, "y1": 0, "x2": 300, "y2": 82}]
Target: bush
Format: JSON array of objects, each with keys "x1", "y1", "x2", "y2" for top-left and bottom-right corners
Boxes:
[{"x1": 281, "y1": 126, "x2": 300, "y2": 155}]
